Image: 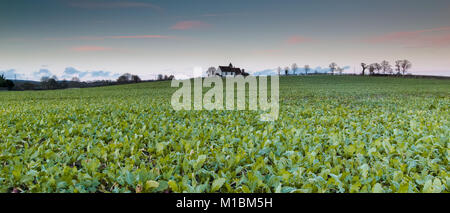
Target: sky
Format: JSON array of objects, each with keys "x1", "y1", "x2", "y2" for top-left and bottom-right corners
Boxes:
[{"x1": 1, "y1": 0, "x2": 450, "y2": 81}]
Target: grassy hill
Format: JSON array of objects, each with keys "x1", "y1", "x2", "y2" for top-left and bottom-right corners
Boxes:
[{"x1": 0, "y1": 76, "x2": 448, "y2": 193}]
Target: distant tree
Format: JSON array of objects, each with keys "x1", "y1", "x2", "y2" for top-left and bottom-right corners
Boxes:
[
  {"x1": 124, "y1": 73, "x2": 132, "y2": 81},
  {"x1": 0, "y1": 75, "x2": 14, "y2": 90},
  {"x1": 71, "y1": 76, "x2": 80, "y2": 82},
  {"x1": 117, "y1": 73, "x2": 132, "y2": 83},
  {"x1": 157, "y1": 74, "x2": 164, "y2": 81},
  {"x1": 131, "y1": 75, "x2": 141, "y2": 83},
  {"x1": 48, "y1": 78, "x2": 58, "y2": 89},
  {"x1": 400, "y1": 59, "x2": 412, "y2": 75},
  {"x1": 277, "y1": 67, "x2": 282, "y2": 76},
  {"x1": 206, "y1": 67, "x2": 216, "y2": 76},
  {"x1": 40, "y1": 76, "x2": 58, "y2": 89},
  {"x1": 41, "y1": 76, "x2": 50, "y2": 89},
  {"x1": 21, "y1": 82, "x2": 36, "y2": 90},
  {"x1": 291, "y1": 63, "x2": 298, "y2": 75},
  {"x1": 5, "y1": 80, "x2": 14, "y2": 90},
  {"x1": 284, "y1": 67, "x2": 289, "y2": 75},
  {"x1": 51, "y1": 75, "x2": 58, "y2": 81},
  {"x1": 41, "y1": 76, "x2": 49, "y2": 82},
  {"x1": 117, "y1": 75, "x2": 128, "y2": 83},
  {"x1": 368, "y1": 64, "x2": 376, "y2": 75},
  {"x1": 395, "y1": 60, "x2": 402, "y2": 75},
  {"x1": 0, "y1": 74, "x2": 6, "y2": 87},
  {"x1": 168, "y1": 75, "x2": 175, "y2": 80},
  {"x1": 61, "y1": 79, "x2": 68, "y2": 89},
  {"x1": 164, "y1": 75, "x2": 169, "y2": 80},
  {"x1": 329, "y1": 62, "x2": 338, "y2": 75},
  {"x1": 337, "y1": 67, "x2": 344, "y2": 75},
  {"x1": 387, "y1": 65, "x2": 394, "y2": 75},
  {"x1": 380, "y1": 60, "x2": 392, "y2": 74},
  {"x1": 374, "y1": 63, "x2": 382, "y2": 74},
  {"x1": 304, "y1": 65, "x2": 310, "y2": 75},
  {"x1": 361, "y1": 63, "x2": 368, "y2": 75}
]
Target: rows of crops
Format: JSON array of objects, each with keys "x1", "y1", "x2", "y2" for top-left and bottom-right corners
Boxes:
[{"x1": 0, "y1": 76, "x2": 448, "y2": 193}]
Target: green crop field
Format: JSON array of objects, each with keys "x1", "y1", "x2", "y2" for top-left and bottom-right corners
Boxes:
[{"x1": 0, "y1": 76, "x2": 448, "y2": 193}]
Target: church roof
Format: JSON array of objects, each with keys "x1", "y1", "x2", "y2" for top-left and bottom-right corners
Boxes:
[{"x1": 218, "y1": 66, "x2": 242, "y2": 74}]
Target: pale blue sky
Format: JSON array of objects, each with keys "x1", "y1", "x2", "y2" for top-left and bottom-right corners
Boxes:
[{"x1": 1, "y1": 0, "x2": 450, "y2": 80}]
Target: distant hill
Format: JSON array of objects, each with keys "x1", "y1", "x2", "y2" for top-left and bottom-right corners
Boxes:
[{"x1": 12, "y1": 80, "x2": 41, "y2": 85}]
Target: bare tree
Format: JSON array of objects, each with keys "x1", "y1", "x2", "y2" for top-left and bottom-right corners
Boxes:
[
  {"x1": 337, "y1": 67, "x2": 344, "y2": 75},
  {"x1": 291, "y1": 63, "x2": 298, "y2": 75},
  {"x1": 374, "y1": 63, "x2": 382, "y2": 74},
  {"x1": 284, "y1": 67, "x2": 289, "y2": 75},
  {"x1": 401, "y1": 59, "x2": 412, "y2": 75},
  {"x1": 361, "y1": 63, "x2": 368, "y2": 75},
  {"x1": 380, "y1": 60, "x2": 392, "y2": 74},
  {"x1": 206, "y1": 67, "x2": 216, "y2": 77},
  {"x1": 329, "y1": 62, "x2": 338, "y2": 75},
  {"x1": 304, "y1": 65, "x2": 310, "y2": 75},
  {"x1": 368, "y1": 64, "x2": 376, "y2": 75},
  {"x1": 395, "y1": 60, "x2": 402, "y2": 75},
  {"x1": 277, "y1": 67, "x2": 282, "y2": 76}
]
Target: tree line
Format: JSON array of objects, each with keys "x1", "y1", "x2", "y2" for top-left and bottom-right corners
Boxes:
[
  {"x1": 156, "y1": 74, "x2": 175, "y2": 81},
  {"x1": 4, "y1": 72, "x2": 177, "y2": 91},
  {"x1": 0, "y1": 74, "x2": 15, "y2": 90},
  {"x1": 277, "y1": 63, "x2": 347, "y2": 76},
  {"x1": 37, "y1": 73, "x2": 146, "y2": 90},
  {"x1": 361, "y1": 60, "x2": 411, "y2": 76},
  {"x1": 276, "y1": 60, "x2": 412, "y2": 76}
]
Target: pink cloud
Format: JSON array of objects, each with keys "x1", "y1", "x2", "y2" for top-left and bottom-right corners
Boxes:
[
  {"x1": 366, "y1": 26, "x2": 450, "y2": 43},
  {"x1": 69, "y1": 1, "x2": 162, "y2": 11},
  {"x1": 426, "y1": 33, "x2": 450, "y2": 46},
  {"x1": 170, "y1": 21, "x2": 210, "y2": 30},
  {"x1": 286, "y1": 36, "x2": 312, "y2": 44},
  {"x1": 71, "y1": 46, "x2": 112, "y2": 52}
]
